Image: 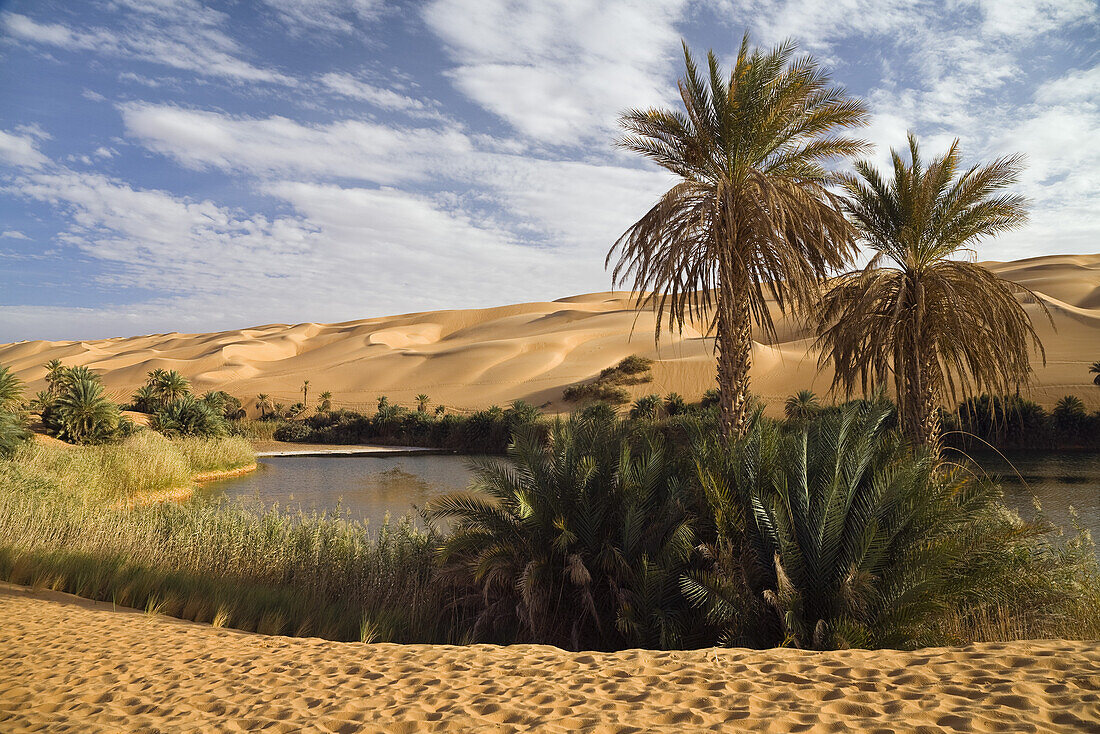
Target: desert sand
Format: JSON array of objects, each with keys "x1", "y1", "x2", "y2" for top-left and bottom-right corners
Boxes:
[
  {"x1": 2, "y1": 254, "x2": 1098, "y2": 415},
  {"x1": 1, "y1": 584, "x2": 1097, "y2": 733}
]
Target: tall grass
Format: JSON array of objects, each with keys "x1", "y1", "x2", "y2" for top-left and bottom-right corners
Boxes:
[
  {"x1": 0, "y1": 460, "x2": 452, "y2": 642},
  {"x1": 13, "y1": 431, "x2": 254, "y2": 501}
]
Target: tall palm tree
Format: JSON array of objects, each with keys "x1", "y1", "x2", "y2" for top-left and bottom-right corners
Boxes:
[
  {"x1": 416, "y1": 394, "x2": 430, "y2": 413},
  {"x1": 1090, "y1": 360, "x2": 1100, "y2": 387},
  {"x1": 301, "y1": 380, "x2": 310, "y2": 406},
  {"x1": 815, "y1": 133, "x2": 1046, "y2": 446},
  {"x1": 256, "y1": 393, "x2": 272, "y2": 418},
  {"x1": 607, "y1": 35, "x2": 869, "y2": 439}
]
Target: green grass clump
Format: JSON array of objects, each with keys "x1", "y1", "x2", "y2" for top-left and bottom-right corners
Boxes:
[{"x1": 13, "y1": 431, "x2": 255, "y2": 502}]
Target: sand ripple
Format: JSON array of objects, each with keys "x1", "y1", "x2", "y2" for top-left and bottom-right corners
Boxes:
[{"x1": 2, "y1": 584, "x2": 1099, "y2": 732}]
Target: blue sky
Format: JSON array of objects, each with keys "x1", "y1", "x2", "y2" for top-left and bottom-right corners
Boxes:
[{"x1": 0, "y1": 0, "x2": 1097, "y2": 342}]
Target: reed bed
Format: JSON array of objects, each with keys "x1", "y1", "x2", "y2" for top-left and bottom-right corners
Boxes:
[{"x1": 0, "y1": 459, "x2": 450, "y2": 642}]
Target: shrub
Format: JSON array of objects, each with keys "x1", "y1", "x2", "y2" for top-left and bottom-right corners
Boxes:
[
  {"x1": 687, "y1": 401, "x2": 1099, "y2": 649},
  {"x1": 630, "y1": 394, "x2": 662, "y2": 420},
  {"x1": 151, "y1": 395, "x2": 227, "y2": 438},
  {"x1": 426, "y1": 416, "x2": 699, "y2": 650},
  {"x1": 41, "y1": 375, "x2": 122, "y2": 444},
  {"x1": 273, "y1": 421, "x2": 312, "y2": 442}
]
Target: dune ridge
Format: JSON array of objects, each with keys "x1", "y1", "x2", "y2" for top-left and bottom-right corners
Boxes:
[
  {"x1": 1, "y1": 584, "x2": 1098, "y2": 733},
  {"x1": 2, "y1": 254, "x2": 1098, "y2": 414}
]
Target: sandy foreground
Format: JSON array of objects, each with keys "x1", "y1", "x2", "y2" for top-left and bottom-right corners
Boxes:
[
  {"x1": 1, "y1": 253, "x2": 1098, "y2": 415},
  {"x1": 2, "y1": 585, "x2": 1099, "y2": 733}
]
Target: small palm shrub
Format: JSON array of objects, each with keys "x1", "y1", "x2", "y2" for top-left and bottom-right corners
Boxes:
[
  {"x1": 630, "y1": 394, "x2": 662, "y2": 420},
  {"x1": 687, "y1": 401, "x2": 1094, "y2": 649},
  {"x1": 0, "y1": 365, "x2": 29, "y2": 457},
  {"x1": 427, "y1": 416, "x2": 699, "y2": 650},
  {"x1": 664, "y1": 393, "x2": 687, "y2": 416},
  {"x1": 1053, "y1": 395, "x2": 1091, "y2": 439},
  {"x1": 784, "y1": 389, "x2": 821, "y2": 424},
  {"x1": 0, "y1": 365, "x2": 23, "y2": 413},
  {"x1": 151, "y1": 395, "x2": 227, "y2": 438}
]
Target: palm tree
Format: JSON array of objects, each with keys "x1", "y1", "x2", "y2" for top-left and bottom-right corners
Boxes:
[
  {"x1": 155, "y1": 370, "x2": 191, "y2": 404},
  {"x1": 256, "y1": 393, "x2": 271, "y2": 419},
  {"x1": 686, "y1": 400, "x2": 1072, "y2": 649},
  {"x1": 416, "y1": 394, "x2": 430, "y2": 413},
  {"x1": 130, "y1": 384, "x2": 160, "y2": 413},
  {"x1": 44, "y1": 359, "x2": 67, "y2": 397},
  {"x1": 607, "y1": 35, "x2": 869, "y2": 439},
  {"x1": 301, "y1": 380, "x2": 310, "y2": 406},
  {"x1": 815, "y1": 134, "x2": 1045, "y2": 446},
  {"x1": 0, "y1": 411, "x2": 29, "y2": 458},
  {"x1": 426, "y1": 416, "x2": 697, "y2": 650},
  {"x1": 784, "y1": 389, "x2": 821, "y2": 424},
  {"x1": 1090, "y1": 361, "x2": 1100, "y2": 387},
  {"x1": 0, "y1": 365, "x2": 24, "y2": 414},
  {"x1": 317, "y1": 390, "x2": 333, "y2": 412},
  {"x1": 50, "y1": 377, "x2": 120, "y2": 444}
]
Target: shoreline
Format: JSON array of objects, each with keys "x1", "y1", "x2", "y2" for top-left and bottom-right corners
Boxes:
[
  {"x1": 122, "y1": 462, "x2": 259, "y2": 507},
  {"x1": 3, "y1": 582, "x2": 1098, "y2": 732}
]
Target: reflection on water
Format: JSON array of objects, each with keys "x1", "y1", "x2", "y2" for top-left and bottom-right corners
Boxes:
[
  {"x1": 204, "y1": 454, "x2": 484, "y2": 529},
  {"x1": 209, "y1": 450, "x2": 1100, "y2": 546},
  {"x1": 959, "y1": 450, "x2": 1100, "y2": 542}
]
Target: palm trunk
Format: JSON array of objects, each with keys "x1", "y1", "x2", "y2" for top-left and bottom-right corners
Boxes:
[{"x1": 716, "y1": 275, "x2": 752, "y2": 441}]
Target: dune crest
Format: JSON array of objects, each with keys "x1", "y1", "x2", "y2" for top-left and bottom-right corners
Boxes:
[{"x1": 3, "y1": 254, "x2": 1098, "y2": 414}]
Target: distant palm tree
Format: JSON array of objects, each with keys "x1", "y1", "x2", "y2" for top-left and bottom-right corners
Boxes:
[
  {"x1": 1090, "y1": 361, "x2": 1100, "y2": 387},
  {"x1": 607, "y1": 35, "x2": 869, "y2": 439},
  {"x1": 815, "y1": 133, "x2": 1045, "y2": 447},
  {"x1": 44, "y1": 359, "x2": 67, "y2": 397},
  {"x1": 784, "y1": 389, "x2": 821, "y2": 424},
  {"x1": 130, "y1": 384, "x2": 160, "y2": 413},
  {"x1": 256, "y1": 393, "x2": 272, "y2": 418},
  {"x1": 377, "y1": 395, "x2": 389, "y2": 412},
  {"x1": 155, "y1": 370, "x2": 191, "y2": 404},
  {"x1": 416, "y1": 394, "x2": 430, "y2": 413},
  {"x1": 317, "y1": 391, "x2": 333, "y2": 412},
  {"x1": 301, "y1": 380, "x2": 310, "y2": 406}
]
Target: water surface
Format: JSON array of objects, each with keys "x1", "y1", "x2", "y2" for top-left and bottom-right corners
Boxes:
[{"x1": 209, "y1": 450, "x2": 1100, "y2": 543}]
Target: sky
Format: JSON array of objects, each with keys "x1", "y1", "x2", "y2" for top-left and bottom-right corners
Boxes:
[{"x1": 0, "y1": 0, "x2": 1097, "y2": 342}]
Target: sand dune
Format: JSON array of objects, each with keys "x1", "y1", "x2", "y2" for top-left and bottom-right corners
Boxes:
[
  {"x1": 2, "y1": 253, "x2": 1098, "y2": 415},
  {"x1": 1, "y1": 584, "x2": 1098, "y2": 733}
]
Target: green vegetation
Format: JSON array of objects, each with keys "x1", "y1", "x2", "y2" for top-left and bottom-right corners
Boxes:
[
  {"x1": 0, "y1": 365, "x2": 30, "y2": 458},
  {"x1": 608, "y1": 36, "x2": 867, "y2": 438},
  {"x1": 13, "y1": 431, "x2": 252, "y2": 502},
  {"x1": 39, "y1": 367, "x2": 130, "y2": 444},
  {"x1": 816, "y1": 134, "x2": 1043, "y2": 448},
  {"x1": 562, "y1": 354, "x2": 654, "y2": 405},
  {"x1": 277, "y1": 398, "x2": 547, "y2": 453},
  {"x1": 427, "y1": 417, "x2": 699, "y2": 650},
  {"x1": 951, "y1": 393, "x2": 1100, "y2": 450},
  {"x1": 0, "y1": 465, "x2": 445, "y2": 642},
  {"x1": 129, "y1": 370, "x2": 241, "y2": 438}
]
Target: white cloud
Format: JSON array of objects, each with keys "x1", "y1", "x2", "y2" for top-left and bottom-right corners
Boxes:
[
  {"x1": 119, "y1": 103, "x2": 473, "y2": 184},
  {"x1": 2, "y1": 10, "x2": 296, "y2": 86},
  {"x1": 1, "y1": 230, "x2": 30, "y2": 240},
  {"x1": 422, "y1": 0, "x2": 686, "y2": 143},
  {"x1": 319, "y1": 72, "x2": 437, "y2": 116},
  {"x1": 262, "y1": 0, "x2": 383, "y2": 34},
  {"x1": 0, "y1": 130, "x2": 49, "y2": 168}
]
